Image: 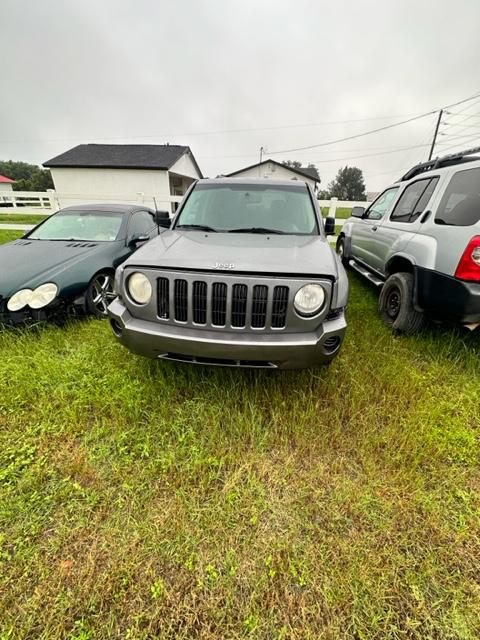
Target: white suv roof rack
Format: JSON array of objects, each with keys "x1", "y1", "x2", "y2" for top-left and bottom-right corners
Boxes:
[{"x1": 400, "y1": 146, "x2": 480, "y2": 181}]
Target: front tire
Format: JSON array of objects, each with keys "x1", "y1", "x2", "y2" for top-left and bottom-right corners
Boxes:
[
  {"x1": 86, "y1": 271, "x2": 116, "y2": 318},
  {"x1": 378, "y1": 272, "x2": 424, "y2": 334},
  {"x1": 336, "y1": 236, "x2": 349, "y2": 267}
]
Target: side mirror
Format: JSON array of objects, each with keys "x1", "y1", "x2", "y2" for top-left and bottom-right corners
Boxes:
[
  {"x1": 155, "y1": 210, "x2": 171, "y2": 228},
  {"x1": 324, "y1": 217, "x2": 335, "y2": 235},
  {"x1": 351, "y1": 206, "x2": 366, "y2": 218},
  {"x1": 128, "y1": 233, "x2": 149, "y2": 247}
]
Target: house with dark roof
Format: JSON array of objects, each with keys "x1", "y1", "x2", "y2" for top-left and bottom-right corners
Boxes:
[
  {"x1": 0, "y1": 174, "x2": 15, "y2": 193},
  {"x1": 43, "y1": 144, "x2": 203, "y2": 211},
  {"x1": 225, "y1": 159, "x2": 320, "y2": 191}
]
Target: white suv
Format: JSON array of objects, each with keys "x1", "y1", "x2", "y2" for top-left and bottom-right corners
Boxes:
[{"x1": 337, "y1": 147, "x2": 480, "y2": 333}]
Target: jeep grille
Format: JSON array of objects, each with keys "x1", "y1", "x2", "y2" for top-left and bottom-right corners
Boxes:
[{"x1": 157, "y1": 276, "x2": 289, "y2": 330}]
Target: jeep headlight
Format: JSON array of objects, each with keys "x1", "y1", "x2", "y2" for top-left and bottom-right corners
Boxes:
[
  {"x1": 7, "y1": 288, "x2": 33, "y2": 312},
  {"x1": 127, "y1": 272, "x2": 152, "y2": 305},
  {"x1": 29, "y1": 283, "x2": 58, "y2": 309},
  {"x1": 294, "y1": 284, "x2": 325, "y2": 316}
]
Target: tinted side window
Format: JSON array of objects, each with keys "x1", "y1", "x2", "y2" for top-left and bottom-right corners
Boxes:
[
  {"x1": 366, "y1": 187, "x2": 399, "y2": 220},
  {"x1": 129, "y1": 211, "x2": 155, "y2": 237},
  {"x1": 390, "y1": 178, "x2": 438, "y2": 223},
  {"x1": 411, "y1": 177, "x2": 438, "y2": 221},
  {"x1": 435, "y1": 167, "x2": 480, "y2": 226}
]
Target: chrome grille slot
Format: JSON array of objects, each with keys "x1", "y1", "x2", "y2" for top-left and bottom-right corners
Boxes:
[
  {"x1": 211, "y1": 283, "x2": 227, "y2": 326},
  {"x1": 157, "y1": 277, "x2": 170, "y2": 319},
  {"x1": 231, "y1": 284, "x2": 248, "y2": 327},
  {"x1": 251, "y1": 285, "x2": 268, "y2": 328},
  {"x1": 174, "y1": 279, "x2": 188, "y2": 322},
  {"x1": 271, "y1": 286, "x2": 289, "y2": 328},
  {"x1": 192, "y1": 281, "x2": 207, "y2": 324}
]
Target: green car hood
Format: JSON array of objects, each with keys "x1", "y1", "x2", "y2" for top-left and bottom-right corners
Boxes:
[{"x1": 0, "y1": 238, "x2": 119, "y2": 298}]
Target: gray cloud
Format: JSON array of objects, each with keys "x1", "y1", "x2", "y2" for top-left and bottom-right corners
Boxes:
[{"x1": 1, "y1": 0, "x2": 480, "y2": 190}]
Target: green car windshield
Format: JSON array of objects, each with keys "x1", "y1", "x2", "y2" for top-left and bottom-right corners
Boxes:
[
  {"x1": 29, "y1": 210, "x2": 124, "y2": 241},
  {"x1": 176, "y1": 183, "x2": 319, "y2": 234}
]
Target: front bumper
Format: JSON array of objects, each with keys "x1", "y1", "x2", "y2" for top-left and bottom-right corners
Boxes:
[
  {"x1": 415, "y1": 267, "x2": 480, "y2": 324},
  {"x1": 108, "y1": 298, "x2": 347, "y2": 369},
  {"x1": 0, "y1": 298, "x2": 68, "y2": 326}
]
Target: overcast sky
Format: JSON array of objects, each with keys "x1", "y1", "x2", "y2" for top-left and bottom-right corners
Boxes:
[{"x1": 2, "y1": 0, "x2": 480, "y2": 191}]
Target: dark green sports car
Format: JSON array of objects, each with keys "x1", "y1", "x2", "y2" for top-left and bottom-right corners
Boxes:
[{"x1": 0, "y1": 203, "x2": 162, "y2": 324}]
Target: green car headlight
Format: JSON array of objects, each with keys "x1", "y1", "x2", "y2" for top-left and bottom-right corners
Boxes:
[
  {"x1": 294, "y1": 284, "x2": 326, "y2": 317},
  {"x1": 127, "y1": 272, "x2": 152, "y2": 305},
  {"x1": 7, "y1": 288, "x2": 33, "y2": 312},
  {"x1": 29, "y1": 283, "x2": 58, "y2": 309}
]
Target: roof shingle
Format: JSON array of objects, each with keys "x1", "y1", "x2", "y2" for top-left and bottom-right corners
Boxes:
[{"x1": 43, "y1": 143, "x2": 194, "y2": 171}]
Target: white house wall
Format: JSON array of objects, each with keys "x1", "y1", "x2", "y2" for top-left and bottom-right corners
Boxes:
[
  {"x1": 50, "y1": 167, "x2": 172, "y2": 209},
  {"x1": 169, "y1": 153, "x2": 202, "y2": 179},
  {"x1": 229, "y1": 163, "x2": 316, "y2": 190},
  {"x1": 0, "y1": 183, "x2": 13, "y2": 192}
]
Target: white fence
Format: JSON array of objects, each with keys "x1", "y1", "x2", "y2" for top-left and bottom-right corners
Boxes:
[
  {"x1": 0, "y1": 190, "x2": 184, "y2": 213},
  {"x1": 0, "y1": 190, "x2": 59, "y2": 211},
  {"x1": 318, "y1": 197, "x2": 371, "y2": 228}
]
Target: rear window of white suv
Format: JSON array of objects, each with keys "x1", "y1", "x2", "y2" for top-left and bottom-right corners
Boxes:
[{"x1": 435, "y1": 167, "x2": 480, "y2": 226}]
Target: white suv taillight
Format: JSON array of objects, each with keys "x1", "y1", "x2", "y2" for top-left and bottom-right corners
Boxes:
[{"x1": 455, "y1": 236, "x2": 480, "y2": 281}]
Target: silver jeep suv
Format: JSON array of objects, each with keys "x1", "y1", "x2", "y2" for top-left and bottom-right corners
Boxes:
[
  {"x1": 108, "y1": 178, "x2": 349, "y2": 368},
  {"x1": 337, "y1": 147, "x2": 480, "y2": 333}
]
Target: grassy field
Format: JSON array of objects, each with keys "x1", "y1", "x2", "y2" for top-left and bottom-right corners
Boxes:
[
  {"x1": 0, "y1": 238, "x2": 479, "y2": 638},
  {"x1": 0, "y1": 229, "x2": 24, "y2": 243},
  {"x1": 0, "y1": 214, "x2": 47, "y2": 225},
  {"x1": 321, "y1": 207, "x2": 353, "y2": 220}
]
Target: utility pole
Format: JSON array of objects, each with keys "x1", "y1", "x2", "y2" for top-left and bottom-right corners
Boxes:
[
  {"x1": 428, "y1": 109, "x2": 443, "y2": 161},
  {"x1": 259, "y1": 146, "x2": 264, "y2": 164}
]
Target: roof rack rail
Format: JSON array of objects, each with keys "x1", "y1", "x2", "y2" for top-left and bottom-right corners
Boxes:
[{"x1": 400, "y1": 146, "x2": 480, "y2": 182}]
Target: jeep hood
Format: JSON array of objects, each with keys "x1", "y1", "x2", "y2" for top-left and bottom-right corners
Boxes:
[{"x1": 125, "y1": 230, "x2": 339, "y2": 277}]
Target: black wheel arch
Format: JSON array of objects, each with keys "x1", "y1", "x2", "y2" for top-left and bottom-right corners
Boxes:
[
  {"x1": 384, "y1": 256, "x2": 421, "y2": 310},
  {"x1": 336, "y1": 232, "x2": 351, "y2": 254}
]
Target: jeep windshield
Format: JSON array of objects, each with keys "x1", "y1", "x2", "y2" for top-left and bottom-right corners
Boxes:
[{"x1": 175, "y1": 183, "x2": 319, "y2": 235}]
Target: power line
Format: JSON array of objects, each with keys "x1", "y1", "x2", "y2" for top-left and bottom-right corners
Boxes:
[
  {"x1": 437, "y1": 131, "x2": 480, "y2": 143},
  {"x1": 0, "y1": 113, "x2": 426, "y2": 145},
  {"x1": 447, "y1": 111, "x2": 480, "y2": 119},
  {"x1": 267, "y1": 111, "x2": 437, "y2": 155},
  {"x1": 268, "y1": 90, "x2": 480, "y2": 156},
  {"x1": 441, "y1": 120, "x2": 480, "y2": 130},
  {"x1": 436, "y1": 133, "x2": 480, "y2": 153},
  {"x1": 304, "y1": 142, "x2": 433, "y2": 164}
]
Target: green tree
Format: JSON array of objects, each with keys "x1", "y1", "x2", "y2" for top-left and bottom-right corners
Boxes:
[
  {"x1": 327, "y1": 166, "x2": 366, "y2": 200},
  {"x1": 317, "y1": 189, "x2": 331, "y2": 199},
  {"x1": 0, "y1": 160, "x2": 54, "y2": 191},
  {"x1": 282, "y1": 160, "x2": 320, "y2": 181},
  {"x1": 282, "y1": 160, "x2": 302, "y2": 169}
]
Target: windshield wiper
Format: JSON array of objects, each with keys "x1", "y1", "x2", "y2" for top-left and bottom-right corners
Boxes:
[
  {"x1": 227, "y1": 227, "x2": 286, "y2": 234},
  {"x1": 176, "y1": 224, "x2": 218, "y2": 232}
]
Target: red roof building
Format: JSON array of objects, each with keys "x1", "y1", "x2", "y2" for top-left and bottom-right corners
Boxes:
[{"x1": 0, "y1": 175, "x2": 15, "y2": 183}]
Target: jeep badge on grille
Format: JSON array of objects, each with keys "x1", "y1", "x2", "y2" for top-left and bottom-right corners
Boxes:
[{"x1": 214, "y1": 262, "x2": 235, "y2": 269}]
